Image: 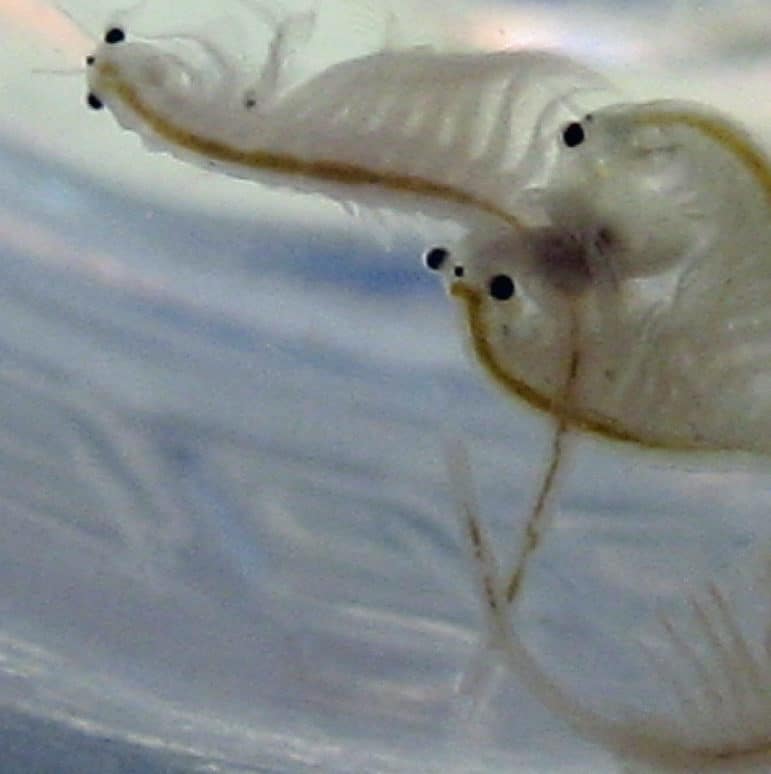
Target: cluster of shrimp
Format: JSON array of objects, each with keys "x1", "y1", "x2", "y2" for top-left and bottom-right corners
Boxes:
[{"x1": 71, "y1": 2, "x2": 771, "y2": 768}]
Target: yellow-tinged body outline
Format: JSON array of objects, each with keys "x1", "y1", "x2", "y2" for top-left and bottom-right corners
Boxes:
[
  {"x1": 88, "y1": 32, "x2": 771, "y2": 764},
  {"x1": 451, "y1": 282, "x2": 647, "y2": 446},
  {"x1": 99, "y1": 54, "x2": 771, "y2": 449},
  {"x1": 97, "y1": 62, "x2": 521, "y2": 229},
  {"x1": 452, "y1": 108, "x2": 771, "y2": 451}
]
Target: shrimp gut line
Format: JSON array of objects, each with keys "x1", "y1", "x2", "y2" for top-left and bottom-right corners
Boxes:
[
  {"x1": 450, "y1": 282, "x2": 660, "y2": 446},
  {"x1": 100, "y1": 63, "x2": 522, "y2": 229}
]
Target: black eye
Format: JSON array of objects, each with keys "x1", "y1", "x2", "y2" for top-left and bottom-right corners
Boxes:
[
  {"x1": 104, "y1": 27, "x2": 125, "y2": 45},
  {"x1": 86, "y1": 93, "x2": 104, "y2": 111},
  {"x1": 85, "y1": 55, "x2": 95, "y2": 66},
  {"x1": 488, "y1": 274, "x2": 515, "y2": 301},
  {"x1": 423, "y1": 246, "x2": 449, "y2": 271},
  {"x1": 562, "y1": 121, "x2": 585, "y2": 148}
]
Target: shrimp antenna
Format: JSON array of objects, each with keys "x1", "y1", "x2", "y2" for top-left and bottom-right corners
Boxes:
[
  {"x1": 504, "y1": 304, "x2": 580, "y2": 608},
  {"x1": 449, "y1": 305, "x2": 578, "y2": 712},
  {"x1": 444, "y1": 435, "x2": 526, "y2": 715},
  {"x1": 443, "y1": 437, "x2": 632, "y2": 753},
  {"x1": 503, "y1": 417, "x2": 572, "y2": 605},
  {"x1": 443, "y1": 436, "x2": 509, "y2": 651}
]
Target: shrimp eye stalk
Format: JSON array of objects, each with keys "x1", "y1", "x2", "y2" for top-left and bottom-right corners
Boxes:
[
  {"x1": 87, "y1": 93, "x2": 104, "y2": 111},
  {"x1": 423, "y1": 246, "x2": 449, "y2": 271},
  {"x1": 488, "y1": 274, "x2": 515, "y2": 300},
  {"x1": 104, "y1": 27, "x2": 125, "y2": 45},
  {"x1": 562, "y1": 121, "x2": 585, "y2": 148}
]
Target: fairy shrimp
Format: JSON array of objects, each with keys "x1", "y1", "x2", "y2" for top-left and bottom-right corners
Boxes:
[{"x1": 79, "y1": 4, "x2": 771, "y2": 767}]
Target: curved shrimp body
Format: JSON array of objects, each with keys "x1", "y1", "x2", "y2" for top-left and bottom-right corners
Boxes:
[
  {"x1": 84, "y1": 11, "x2": 771, "y2": 456},
  {"x1": 429, "y1": 101, "x2": 771, "y2": 455},
  {"x1": 84, "y1": 13, "x2": 613, "y2": 227},
  {"x1": 82, "y1": 10, "x2": 771, "y2": 770}
]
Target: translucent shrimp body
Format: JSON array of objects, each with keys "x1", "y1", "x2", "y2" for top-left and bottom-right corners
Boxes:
[
  {"x1": 84, "y1": 10, "x2": 613, "y2": 226},
  {"x1": 430, "y1": 102, "x2": 771, "y2": 455}
]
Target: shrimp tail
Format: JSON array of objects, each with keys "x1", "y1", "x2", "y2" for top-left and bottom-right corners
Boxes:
[{"x1": 445, "y1": 435, "x2": 771, "y2": 770}]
